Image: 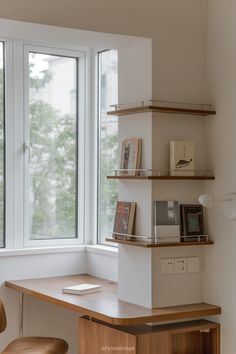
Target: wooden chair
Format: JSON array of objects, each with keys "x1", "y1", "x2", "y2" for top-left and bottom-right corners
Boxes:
[{"x1": 0, "y1": 298, "x2": 68, "y2": 354}]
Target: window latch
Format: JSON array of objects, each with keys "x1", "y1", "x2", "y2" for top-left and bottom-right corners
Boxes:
[{"x1": 23, "y1": 143, "x2": 33, "y2": 164}]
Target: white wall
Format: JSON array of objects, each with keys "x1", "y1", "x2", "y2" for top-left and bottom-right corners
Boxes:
[
  {"x1": 86, "y1": 246, "x2": 118, "y2": 281},
  {"x1": 0, "y1": 0, "x2": 208, "y2": 100},
  {"x1": 118, "y1": 40, "x2": 152, "y2": 237},
  {"x1": 204, "y1": 1, "x2": 236, "y2": 353}
]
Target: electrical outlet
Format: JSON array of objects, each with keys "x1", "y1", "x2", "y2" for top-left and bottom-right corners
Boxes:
[
  {"x1": 175, "y1": 258, "x2": 187, "y2": 273},
  {"x1": 161, "y1": 259, "x2": 175, "y2": 275},
  {"x1": 187, "y1": 257, "x2": 200, "y2": 273}
]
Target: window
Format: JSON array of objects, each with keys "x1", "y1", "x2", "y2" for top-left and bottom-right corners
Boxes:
[
  {"x1": 97, "y1": 50, "x2": 118, "y2": 245},
  {"x1": 23, "y1": 46, "x2": 83, "y2": 245},
  {"x1": 0, "y1": 31, "x2": 120, "y2": 249},
  {"x1": 0, "y1": 42, "x2": 5, "y2": 248}
]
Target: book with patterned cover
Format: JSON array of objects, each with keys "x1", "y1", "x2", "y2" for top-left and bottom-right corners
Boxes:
[
  {"x1": 170, "y1": 141, "x2": 194, "y2": 176},
  {"x1": 113, "y1": 201, "x2": 136, "y2": 240},
  {"x1": 120, "y1": 138, "x2": 142, "y2": 175}
]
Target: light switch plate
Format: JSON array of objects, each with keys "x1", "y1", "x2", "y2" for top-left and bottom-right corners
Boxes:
[
  {"x1": 161, "y1": 259, "x2": 175, "y2": 275},
  {"x1": 187, "y1": 257, "x2": 200, "y2": 273},
  {"x1": 175, "y1": 258, "x2": 187, "y2": 273}
]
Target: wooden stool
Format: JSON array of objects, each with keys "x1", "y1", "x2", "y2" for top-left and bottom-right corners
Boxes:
[{"x1": 0, "y1": 299, "x2": 68, "y2": 354}]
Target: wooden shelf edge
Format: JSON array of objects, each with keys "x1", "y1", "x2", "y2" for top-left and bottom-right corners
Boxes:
[
  {"x1": 82, "y1": 317, "x2": 219, "y2": 333},
  {"x1": 107, "y1": 105, "x2": 216, "y2": 117},
  {"x1": 144, "y1": 303, "x2": 221, "y2": 324},
  {"x1": 106, "y1": 238, "x2": 214, "y2": 248},
  {"x1": 93, "y1": 303, "x2": 221, "y2": 325},
  {"x1": 102, "y1": 302, "x2": 222, "y2": 326},
  {"x1": 107, "y1": 175, "x2": 215, "y2": 180}
]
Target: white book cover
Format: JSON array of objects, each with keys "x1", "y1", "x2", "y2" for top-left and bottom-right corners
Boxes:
[
  {"x1": 170, "y1": 141, "x2": 194, "y2": 176},
  {"x1": 154, "y1": 225, "x2": 180, "y2": 243},
  {"x1": 62, "y1": 283, "x2": 102, "y2": 295}
]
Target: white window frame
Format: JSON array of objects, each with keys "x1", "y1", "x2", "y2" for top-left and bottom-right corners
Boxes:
[
  {"x1": 1, "y1": 37, "x2": 14, "y2": 249},
  {"x1": 1, "y1": 38, "x2": 90, "y2": 249},
  {"x1": 22, "y1": 44, "x2": 86, "y2": 247},
  {"x1": 96, "y1": 49, "x2": 118, "y2": 246}
]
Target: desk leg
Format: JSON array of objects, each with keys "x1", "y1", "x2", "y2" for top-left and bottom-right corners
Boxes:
[{"x1": 19, "y1": 292, "x2": 24, "y2": 338}]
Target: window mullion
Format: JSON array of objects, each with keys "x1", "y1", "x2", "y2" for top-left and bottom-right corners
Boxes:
[
  {"x1": 12, "y1": 40, "x2": 25, "y2": 248},
  {"x1": 4, "y1": 39, "x2": 14, "y2": 248}
]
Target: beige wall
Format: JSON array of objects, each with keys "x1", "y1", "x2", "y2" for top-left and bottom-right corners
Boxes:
[
  {"x1": 0, "y1": 0, "x2": 208, "y2": 101},
  {"x1": 205, "y1": 1, "x2": 236, "y2": 353}
]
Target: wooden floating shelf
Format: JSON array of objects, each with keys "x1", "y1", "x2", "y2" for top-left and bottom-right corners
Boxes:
[
  {"x1": 106, "y1": 238, "x2": 214, "y2": 248},
  {"x1": 107, "y1": 105, "x2": 216, "y2": 117},
  {"x1": 107, "y1": 175, "x2": 215, "y2": 180}
]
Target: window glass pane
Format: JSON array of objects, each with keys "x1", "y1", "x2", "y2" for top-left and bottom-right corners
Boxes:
[
  {"x1": 0, "y1": 43, "x2": 4, "y2": 247},
  {"x1": 98, "y1": 50, "x2": 118, "y2": 244},
  {"x1": 28, "y1": 52, "x2": 78, "y2": 240}
]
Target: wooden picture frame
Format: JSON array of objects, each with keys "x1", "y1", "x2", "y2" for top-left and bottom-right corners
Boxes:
[{"x1": 180, "y1": 204, "x2": 204, "y2": 241}]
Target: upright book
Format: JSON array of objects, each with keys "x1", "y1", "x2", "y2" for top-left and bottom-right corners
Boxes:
[
  {"x1": 113, "y1": 201, "x2": 136, "y2": 240},
  {"x1": 153, "y1": 201, "x2": 180, "y2": 242},
  {"x1": 120, "y1": 137, "x2": 142, "y2": 175},
  {"x1": 170, "y1": 141, "x2": 194, "y2": 176}
]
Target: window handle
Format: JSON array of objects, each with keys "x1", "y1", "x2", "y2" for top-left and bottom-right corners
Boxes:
[{"x1": 24, "y1": 143, "x2": 33, "y2": 164}]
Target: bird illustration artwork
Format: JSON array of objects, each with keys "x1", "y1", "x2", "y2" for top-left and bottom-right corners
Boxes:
[{"x1": 175, "y1": 158, "x2": 193, "y2": 169}]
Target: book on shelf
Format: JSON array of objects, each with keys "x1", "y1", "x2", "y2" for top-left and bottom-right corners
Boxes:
[
  {"x1": 120, "y1": 137, "x2": 142, "y2": 175},
  {"x1": 62, "y1": 283, "x2": 102, "y2": 295},
  {"x1": 154, "y1": 201, "x2": 180, "y2": 242},
  {"x1": 170, "y1": 141, "x2": 194, "y2": 176},
  {"x1": 113, "y1": 201, "x2": 136, "y2": 240},
  {"x1": 180, "y1": 204, "x2": 205, "y2": 242}
]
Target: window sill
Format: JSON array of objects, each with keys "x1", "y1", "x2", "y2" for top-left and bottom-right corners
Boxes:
[
  {"x1": 0, "y1": 245, "x2": 85, "y2": 257},
  {"x1": 86, "y1": 245, "x2": 118, "y2": 257},
  {"x1": 0, "y1": 244, "x2": 118, "y2": 258}
]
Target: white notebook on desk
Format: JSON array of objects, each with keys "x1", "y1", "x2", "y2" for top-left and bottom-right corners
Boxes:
[{"x1": 62, "y1": 283, "x2": 102, "y2": 295}]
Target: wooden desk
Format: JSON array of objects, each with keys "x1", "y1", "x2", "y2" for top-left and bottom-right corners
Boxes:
[{"x1": 5, "y1": 274, "x2": 221, "y2": 326}]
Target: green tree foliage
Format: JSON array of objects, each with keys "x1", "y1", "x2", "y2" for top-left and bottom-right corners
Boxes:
[{"x1": 29, "y1": 63, "x2": 76, "y2": 239}]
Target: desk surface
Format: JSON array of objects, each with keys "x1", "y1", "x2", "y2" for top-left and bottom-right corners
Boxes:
[{"x1": 5, "y1": 274, "x2": 221, "y2": 326}]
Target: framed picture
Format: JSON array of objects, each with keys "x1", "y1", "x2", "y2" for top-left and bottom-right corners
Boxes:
[{"x1": 180, "y1": 204, "x2": 204, "y2": 241}]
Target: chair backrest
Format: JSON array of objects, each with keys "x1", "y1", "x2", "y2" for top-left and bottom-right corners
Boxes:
[{"x1": 0, "y1": 298, "x2": 7, "y2": 333}]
